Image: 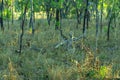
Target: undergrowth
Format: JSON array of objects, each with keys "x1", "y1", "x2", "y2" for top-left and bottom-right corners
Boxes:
[{"x1": 0, "y1": 19, "x2": 120, "y2": 80}]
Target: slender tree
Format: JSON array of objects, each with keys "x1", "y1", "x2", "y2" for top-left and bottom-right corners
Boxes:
[
  {"x1": 83, "y1": 0, "x2": 89, "y2": 35},
  {"x1": 0, "y1": 0, "x2": 4, "y2": 31},
  {"x1": 55, "y1": 0, "x2": 60, "y2": 30},
  {"x1": 72, "y1": 0, "x2": 83, "y2": 28},
  {"x1": 107, "y1": 7, "x2": 113, "y2": 41},
  {"x1": 45, "y1": 0, "x2": 52, "y2": 26},
  {"x1": 29, "y1": 0, "x2": 34, "y2": 34},
  {"x1": 100, "y1": 0, "x2": 103, "y2": 33},
  {"x1": 11, "y1": 0, "x2": 14, "y2": 24},
  {"x1": 95, "y1": 0, "x2": 99, "y2": 52},
  {"x1": 7, "y1": 7, "x2": 10, "y2": 29},
  {"x1": 18, "y1": 0, "x2": 29, "y2": 53},
  {"x1": 4, "y1": 0, "x2": 10, "y2": 29}
]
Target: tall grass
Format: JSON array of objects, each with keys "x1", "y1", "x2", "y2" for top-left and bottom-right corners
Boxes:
[{"x1": 0, "y1": 19, "x2": 120, "y2": 79}]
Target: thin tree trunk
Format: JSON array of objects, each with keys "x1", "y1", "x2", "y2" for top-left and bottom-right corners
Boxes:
[
  {"x1": 83, "y1": 0, "x2": 88, "y2": 35},
  {"x1": 7, "y1": 9, "x2": 9, "y2": 29},
  {"x1": 83, "y1": 10, "x2": 86, "y2": 34},
  {"x1": 19, "y1": 1, "x2": 28, "y2": 53},
  {"x1": 96, "y1": 0, "x2": 99, "y2": 36},
  {"x1": 76, "y1": 8, "x2": 80, "y2": 28},
  {"x1": 100, "y1": 0, "x2": 103, "y2": 33},
  {"x1": 29, "y1": 0, "x2": 34, "y2": 34},
  {"x1": 46, "y1": 11, "x2": 51, "y2": 26},
  {"x1": 95, "y1": 0, "x2": 99, "y2": 52},
  {"x1": 86, "y1": 11, "x2": 89, "y2": 29},
  {"x1": 0, "y1": 0, "x2": 4, "y2": 31},
  {"x1": 113, "y1": 12, "x2": 116, "y2": 28},
  {"x1": 11, "y1": 0, "x2": 14, "y2": 24},
  {"x1": 107, "y1": 16, "x2": 112, "y2": 41},
  {"x1": 86, "y1": 0, "x2": 89, "y2": 29},
  {"x1": 55, "y1": 0, "x2": 59, "y2": 30},
  {"x1": 45, "y1": 1, "x2": 51, "y2": 26}
]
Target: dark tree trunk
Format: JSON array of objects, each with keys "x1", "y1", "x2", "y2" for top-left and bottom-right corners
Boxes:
[
  {"x1": 33, "y1": 5, "x2": 35, "y2": 23},
  {"x1": 86, "y1": 0, "x2": 89, "y2": 29},
  {"x1": 83, "y1": 0, "x2": 88, "y2": 34},
  {"x1": 7, "y1": 9, "x2": 9, "y2": 29},
  {"x1": 29, "y1": 0, "x2": 35, "y2": 34},
  {"x1": 113, "y1": 12, "x2": 116, "y2": 28},
  {"x1": 19, "y1": 1, "x2": 28, "y2": 54},
  {"x1": 63, "y1": 0, "x2": 69, "y2": 18},
  {"x1": 72, "y1": 0, "x2": 82, "y2": 28},
  {"x1": 55, "y1": 0, "x2": 60, "y2": 30},
  {"x1": 31, "y1": 0, "x2": 34, "y2": 34},
  {"x1": 76, "y1": 8, "x2": 81, "y2": 28},
  {"x1": 95, "y1": 0, "x2": 99, "y2": 52},
  {"x1": 45, "y1": 0, "x2": 52, "y2": 26},
  {"x1": 96, "y1": 0, "x2": 99, "y2": 36},
  {"x1": 11, "y1": 0, "x2": 14, "y2": 24},
  {"x1": 59, "y1": 8, "x2": 62, "y2": 29},
  {"x1": 100, "y1": 0, "x2": 103, "y2": 33},
  {"x1": 59, "y1": 29, "x2": 67, "y2": 40},
  {"x1": 86, "y1": 10, "x2": 89, "y2": 29},
  {"x1": 46, "y1": 11, "x2": 52, "y2": 26},
  {"x1": 12, "y1": 8, "x2": 14, "y2": 24},
  {"x1": 83, "y1": 10, "x2": 86, "y2": 34},
  {"x1": 0, "y1": 0, "x2": 4, "y2": 31},
  {"x1": 107, "y1": 16, "x2": 112, "y2": 41}
]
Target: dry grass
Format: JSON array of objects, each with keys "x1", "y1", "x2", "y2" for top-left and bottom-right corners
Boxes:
[{"x1": 0, "y1": 19, "x2": 120, "y2": 79}]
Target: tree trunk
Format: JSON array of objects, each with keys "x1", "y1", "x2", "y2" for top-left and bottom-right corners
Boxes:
[
  {"x1": 96, "y1": 0, "x2": 99, "y2": 36},
  {"x1": 7, "y1": 8, "x2": 9, "y2": 29},
  {"x1": 19, "y1": 1, "x2": 28, "y2": 53},
  {"x1": 55, "y1": 0, "x2": 60, "y2": 30},
  {"x1": 100, "y1": 0, "x2": 103, "y2": 33},
  {"x1": 83, "y1": 10, "x2": 86, "y2": 34},
  {"x1": 45, "y1": 1, "x2": 52, "y2": 26},
  {"x1": 11, "y1": 0, "x2": 14, "y2": 24},
  {"x1": 29, "y1": 0, "x2": 34, "y2": 34},
  {"x1": 107, "y1": 16, "x2": 112, "y2": 41},
  {"x1": 83, "y1": 0, "x2": 88, "y2": 35},
  {"x1": 86, "y1": 0, "x2": 89, "y2": 29},
  {"x1": 76, "y1": 8, "x2": 80, "y2": 28},
  {"x1": 95, "y1": 0, "x2": 99, "y2": 52},
  {"x1": 0, "y1": 0, "x2": 4, "y2": 31}
]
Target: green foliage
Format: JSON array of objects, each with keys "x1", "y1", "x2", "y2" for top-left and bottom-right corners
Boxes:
[
  {"x1": 3, "y1": 0, "x2": 119, "y2": 20},
  {"x1": 3, "y1": 9, "x2": 11, "y2": 19},
  {"x1": 99, "y1": 66, "x2": 108, "y2": 78},
  {"x1": 86, "y1": 69, "x2": 97, "y2": 78},
  {"x1": 0, "y1": 19, "x2": 120, "y2": 79},
  {"x1": 0, "y1": 0, "x2": 120, "y2": 79}
]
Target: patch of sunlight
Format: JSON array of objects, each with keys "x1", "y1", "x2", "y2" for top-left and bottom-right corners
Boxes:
[
  {"x1": 35, "y1": 12, "x2": 47, "y2": 19},
  {"x1": 95, "y1": 65, "x2": 112, "y2": 78}
]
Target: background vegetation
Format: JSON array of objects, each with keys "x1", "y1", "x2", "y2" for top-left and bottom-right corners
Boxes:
[{"x1": 0, "y1": 0, "x2": 120, "y2": 80}]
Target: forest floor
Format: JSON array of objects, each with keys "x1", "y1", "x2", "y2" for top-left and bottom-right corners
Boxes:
[{"x1": 0, "y1": 19, "x2": 120, "y2": 80}]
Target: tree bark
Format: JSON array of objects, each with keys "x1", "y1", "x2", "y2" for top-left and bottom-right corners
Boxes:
[
  {"x1": 0, "y1": 0, "x2": 4, "y2": 31},
  {"x1": 29, "y1": 0, "x2": 34, "y2": 34},
  {"x1": 19, "y1": 1, "x2": 28, "y2": 53},
  {"x1": 11, "y1": 0, "x2": 14, "y2": 24},
  {"x1": 96, "y1": 0, "x2": 99, "y2": 36},
  {"x1": 95, "y1": 0, "x2": 99, "y2": 52},
  {"x1": 55, "y1": 0, "x2": 60, "y2": 30},
  {"x1": 83, "y1": 0, "x2": 88, "y2": 34},
  {"x1": 100, "y1": 0, "x2": 103, "y2": 33},
  {"x1": 107, "y1": 16, "x2": 112, "y2": 41}
]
